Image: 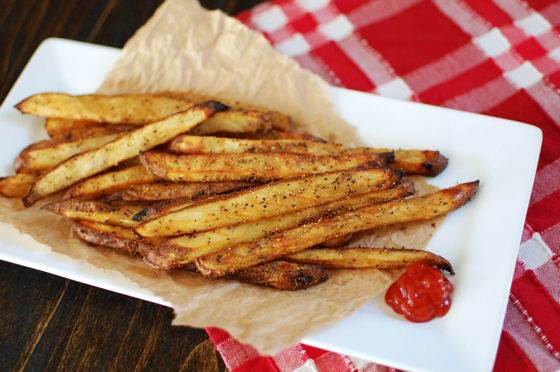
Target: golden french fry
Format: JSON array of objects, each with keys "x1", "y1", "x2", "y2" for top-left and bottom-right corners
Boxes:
[
  {"x1": 168, "y1": 135, "x2": 342, "y2": 155},
  {"x1": 0, "y1": 173, "x2": 37, "y2": 197},
  {"x1": 145, "y1": 180, "x2": 415, "y2": 269},
  {"x1": 15, "y1": 134, "x2": 121, "y2": 173},
  {"x1": 16, "y1": 93, "x2": 194, "y2": 124},
  {"x1": 285, "y1": 248, "x2": 453, "y2": 273},
  {"x1": 63, "y1": 165, "x2": 160, "y2": 200},
  {"x1": 44, "y1": 199, "x2": 144, "y2": 228},
  {"x1": 23, "y1": 102, "x2": 226, "y2": 206},
  {"x1": 121, "y1": 181, "x2": 255, "y2": 201},
  {"x1": 346, "y1": 148, "x2": 448, "y2": 176},
  {"x1": 194, "y1": 181, "x2": 478, "y2": 276},
  {"x1": 46, "y1": 118, "x2": 136, "y2": 141},
  {"x1": 159, "y1": 91, "x2": 291, "y2": 131},
  {"x1": 135, "y1": 167, "x2": 403, "y2": 238},
  {"x1": 140, "y1": 151, "x2": 392, "y2": 183},
  {"x1": 190, "y1": 110, "x2": 272, "y2": 135}
]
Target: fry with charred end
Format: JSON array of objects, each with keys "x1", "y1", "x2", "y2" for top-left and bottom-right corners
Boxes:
[
  {"x1": 23, "y1": 102, "x2": 227, "y2": 206},
  {"x1": 169, "y1": 135, "x2": 342, "y2": 155},
  {"x1": 190, "y1": 110, "x2": 272, "y2": 135},
  {"x1": 71, "y1": 220, "x2": 163, "y2": 256},
  {"x1": 230, "y1": 260, "x2": 328, "y2": 290},
  {"x1": 0, "y1": 173, "x2": 37, "y2": 197},
  {"x1": 194, "y1": 181, "x2": 479, "y2": 277},
  {"x1": 121, "y1": 181, "x2": 256, "y2": 201},
  {"x1": 285, "y1": 248, "x2": 453, "y2": 274},
  {"x1": 63, "y1": 165, "x2": 160, "y2": 200},
  {"x1": 347, "y1": 148, "x2": 448, "y2": 176},
  {"x1": 159, "y1": 91, "x2": 291, "y2": 131},
  {"x1": 15, "y1": 134, "x2": 121, "y2": 173},
  {"x1": 135, "y1": 167, "x2": 403, "y2": 238},
  {"x1": 44, "y1": 200, "x2": 144, "y2": 228},
  {"x1": 16, "y1": 93, "x2": 194, "y2": 125},
  {"x1": 144, "y1": 180, "x2": 415, "y2": 269},
  {"x1": 140, "y1": 151, "x2": 393, "y2": 183},
  {"x1": 319, "y1": 235, "x2": 353, "y2": 248}
]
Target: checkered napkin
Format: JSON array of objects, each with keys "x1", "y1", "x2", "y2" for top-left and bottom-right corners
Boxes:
[{"x1": 206, "y1": 0, "x2": 560, "y2": 370}]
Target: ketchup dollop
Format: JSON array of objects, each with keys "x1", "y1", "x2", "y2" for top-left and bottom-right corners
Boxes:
[{"x1": 385, "y1": 262, "x2": 453, "y2": 323}]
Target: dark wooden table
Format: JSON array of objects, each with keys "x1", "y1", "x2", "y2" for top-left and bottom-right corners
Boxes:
[{"x1": 0, "y1": 1, "x2": 264, "y2": 371}]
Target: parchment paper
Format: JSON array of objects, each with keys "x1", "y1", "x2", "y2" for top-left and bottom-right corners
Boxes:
[{"x1": 0, "y1": 0, "x2": 443, "y2": 354}]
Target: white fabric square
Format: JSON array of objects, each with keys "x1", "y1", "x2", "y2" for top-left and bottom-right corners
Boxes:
[
  {"x1": 518, "y1": 233, "x2": 553, "y2": 270},
  {"x1": 503, "y1": 61, "x2": 543, "y2": 89},
  {"x1": 251, "y1": 5, "x2": 288, "y2": 32},
  {"x1": 318, "y1": 14, "x2": 354, "y2": 41},
  {"x1": 549, "y1": 46, "x2": 560, "y2": 62},
  {"x1": 515, "y1": 12, "x2": 552, "y2": 37},
  {"x1": 275, "y1": 33, "x2": 311, "y2": 57},
  {"x1": 292, "y1": 359, "x2": 319, "y2": 372},
  {"x1": 376, "y1": 78, "x2": 413, "y2": 100},
  {"x1": 296, "y1": 0, "x2": 329, "y2": 12},
  {"x1": 472, "y1": 28, "x2": 511, "y2": 57}
]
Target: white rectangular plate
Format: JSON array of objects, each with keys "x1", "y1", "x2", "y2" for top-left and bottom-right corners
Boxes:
[{"x1": 0, "y1": 38, "x2": 542, "y2": 372}]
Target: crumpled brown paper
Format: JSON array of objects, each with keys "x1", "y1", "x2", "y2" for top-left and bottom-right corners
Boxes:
[{"x1": 0, "y1": 0, "x2": 442, "y2": 355}]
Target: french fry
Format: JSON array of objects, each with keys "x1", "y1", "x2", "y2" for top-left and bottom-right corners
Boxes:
[
  {"x1": 46, "y1": 118, "x2": 136, "y2": 140},
  {"x1": 194, "y1": 181, "x2": 478, "y2": 277},
  {"x1": 285, "y1": 248, "x2": 453, "y2": 273},
  {"x1": 14, "y1": 134, "x2": 121, "y2": 173},
  {"x1": 44, "y1": 200, "x2": 144, "y2": 228},
  {"x1": 131, "y1": 198, "x2": 198, "y2": 223},
  {"x1": 121, "y1": 181, "x2": 256, "y2": 201},
  {"x1": 63, "y1": 165, "x2": 160, "y2": 200},
  {"x1": 190, "y1": 110, "x2": 272, "y2": 135},
  {"x1": 72, "y1": 219, "x2": 326, "y2": 290},
  {"x1": 71, "y1": 220, "x2": 163, "y2": 256},
  {"x1": 140, "y1": 151, "x2": 392, "y2": 183},
  {"x1": 347, "y1": 148, "x2": 448, "y2": 176},
  {"x1": 0, "y1": 173, "x2": 37, "y2": 197},
  {"x1": 168, "y1": 135, "x2": 342, "y2": 155},
  {"x1": 160, "y1": 91, "x2": 291, "y2": 131},
  {"x1": 229, "y1": 260, "x2": 328, "y2": 290},
  {"x1": 23, "y1": 102, "x2": 227, "y2": 206},
  {"x1": 135, "y1": 167, "x2": 402, "y2": 238},
  {"x1": 16, "y1": 93, "x2": 194, "y2": 125},
  {"x1": 145, "y1": 180, "x2": 415, "y2": 269}
]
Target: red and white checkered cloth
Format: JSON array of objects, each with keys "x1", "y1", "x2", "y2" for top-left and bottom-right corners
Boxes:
[{"x1": 206, "y1": 0, "x2": 560, "y2": 371}]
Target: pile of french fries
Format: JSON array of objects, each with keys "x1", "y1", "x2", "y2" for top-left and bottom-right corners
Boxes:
[{"x1": 0, "y1": 91, "x2": 479, "y2": 290}]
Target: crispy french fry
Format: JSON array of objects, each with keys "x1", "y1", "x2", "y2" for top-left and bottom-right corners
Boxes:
[
  {"x1": 16, "y1": 93, "x2": 194, "y2": 124},
  {"x1": 71, "y1": 220, "x2": 163, "y2": 256},
  {"x1": 0, "y1": 173, "x2": 37, "y2": 197},
  {"x1": 229, "y1": 260, "x2": 328, "y2": 290},
  {"x1": 44, "y1": 200, "x2": 144, "y2": 228},
  {"x1": 145, "y1": 180, "x2": 415, "y2": 269},
  {"x1": 160, "y1": 91, "x2": 291, "y2": 131},
  {"x1": 194, "y1": 181, "x2": 478, "y2": 276},
  {"x1": 190, "y1": 110, "x2": 272, "y2": 135},
  {"x1": 169, "y1": 135, "x2": 342, "y2": 155},
  {"x1": 131, "y1": 198, "x2": 198, "y2": 223},
  {"x1": 140, "y1": 151, "x2": 392, "y2": 183},
  {"x1": 135, "y1": 167, "x2": 403, "y2": 238},
  {"x1": 46, "y1": 118, "x2": 136, "y2": 141},
  {"x1": 285, "y1": 248, "x2": 453, "y2": 273},
  {"x1": 15, "y1": 134, "x2": 121, "y2": 173},
  {"x1": 63, "y1": 165, "x2": 160, "y2": 200},
  {"x1": 347, "y1": 148, "x2": 448, "y2": 176},
  {"x1": 121, "y1": 181, "x2": 255, "y2": 201},
  {"x1": 23, "y1": 102, "x2": 226, "y2": 206}
]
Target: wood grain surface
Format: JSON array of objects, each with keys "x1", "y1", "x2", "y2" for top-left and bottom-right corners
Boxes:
[{"x1": 0, "y1": 1, "x2": 265, "y2": 371}]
